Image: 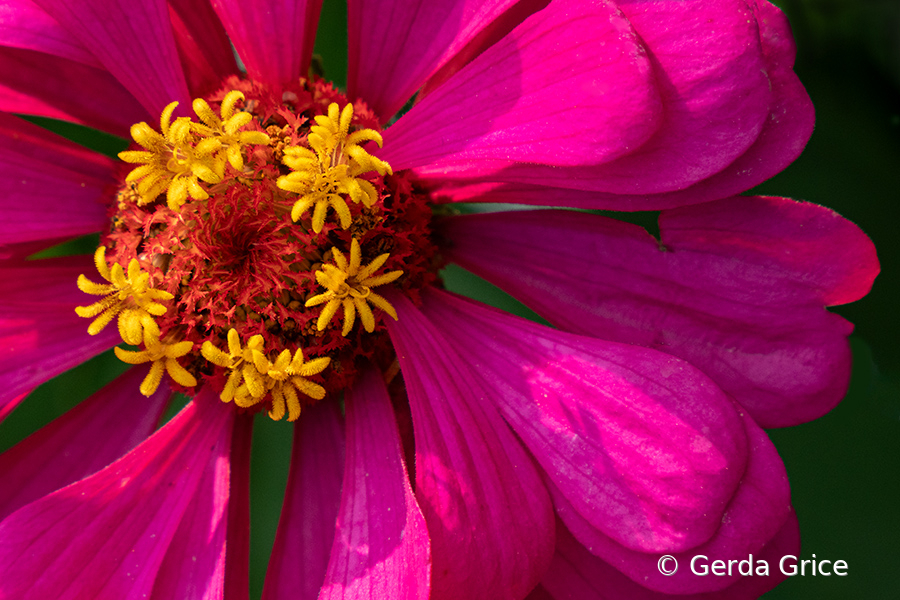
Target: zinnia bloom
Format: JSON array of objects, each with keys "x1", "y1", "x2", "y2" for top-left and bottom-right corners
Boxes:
[{"x1": 0, "y1": 0, "x2": 879, "y2": 599}]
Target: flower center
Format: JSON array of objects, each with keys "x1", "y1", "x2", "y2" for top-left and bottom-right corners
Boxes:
[{"x1": 75, "y1": 76, "x2": 439, "y2": 421}]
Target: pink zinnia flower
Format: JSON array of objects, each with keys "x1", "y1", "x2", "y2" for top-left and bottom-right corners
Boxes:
[{"x1": 0, "y1": 1, "x2": 879, "y2": 599}]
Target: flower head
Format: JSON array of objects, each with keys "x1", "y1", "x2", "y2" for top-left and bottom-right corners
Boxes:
[{"x1": 0, "y1": 1, "x2": 879, "y2": 600}]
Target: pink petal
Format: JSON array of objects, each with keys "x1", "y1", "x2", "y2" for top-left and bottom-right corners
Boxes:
[
  {"x1": 0, "y1": 254, "x2": 95, "y2": 304},
  {"x1": 524, "y1": 584, "x2": 554, "y2": 600},
  {"x1": 320, "y1": 368, "x2": 430, "y2": 600},
  {"x1": 551, "y1": 410, "x2": 792, "y2": 594},
  {"x1": 0, "y1": 239, "x2": 71, "y2": 261},
  {"x1": 548, "y1": 0, "x2": 774, "y2": 195},
  {"x1": 0, "y1": 255, "x2": 120, "y2": 415},
  {"x1": 263, "y1": 401, "x2": 345, "y2": 600},
  {"x1": 417, "y1": 0, "x2": 550, "y2": 100},
  {"x1": 0, "y1": 112, "x2": 115, "y2": 244},
  {"x1": 147, "y1": 447, "x2": 229, "y2": 600},
  {"x1": 425, "y1": 0, "x2": 813, "y2": 211},
  {"x1": 31, "y1": 0, "x2": 190, "y2": 115},
  {"x1": 0, "y1": 367, "x2": 170, "y2": 521},
  {"x1": 0, "y1": 0, "x2": 100, "y2": 66},
  {"x1": 661, "y1": 195, "x2": 878, "y2": 306},
  {"x1": 388, "y1": 294, "x2": 556, "y2": 600},
  {"x1": 0, "y1": 309, "x2": 118, "y2": 416},
  {"x1": 0, "y1": 250, "x2": 113, "y2": 423},
  {"x1": 0, "y1": 391, "x2": 234, "y2": 599},
  {"x1": 381, "y1": 0, "x2": 660, "y2": 173},
  {"x1": 0, "y1": 46, "x2": 148, "y2": 136},
  {"x1": 542, "y1": 511, "x2": 799, "y2": 600},
  {"x1": 0, "y1": 112, "x2": 113, "y2": 177},
  {"x1": 149, "y1": 412, "x2": 252, "y2": 600},
  {"x1": 406, "y1": 0, "x2": 770, "y2": 185},
  {"x1": 347, "y1": 0, "x2": 527, "y2": 122},
  {"x1": 593, "y1": 0, "x2": 816, "y2": 210},
  {"x1": 441, "y1": 197, "x2": 878, "y2": 427},
  {"x1": 167, "y1": 0, "x2": 239, "y2": 97},
  {"x1": 209, "y1": 0, "x2": 321, "y2": 86},
  {"x1": 225, "y1": 413, "x2": 252, "y2": 600},
  {"x1": 412, "y1": 288, "x2": 748, "y2": 554}
]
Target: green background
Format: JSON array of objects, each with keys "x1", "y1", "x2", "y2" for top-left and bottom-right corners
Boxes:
[{"x1": 1, "y1": 1, "x2": 898, "y2": 598}]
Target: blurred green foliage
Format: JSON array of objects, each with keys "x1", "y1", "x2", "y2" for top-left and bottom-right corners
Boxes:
[{"x1": 776, "y1": 0, "x2": 900, "y2": 90}]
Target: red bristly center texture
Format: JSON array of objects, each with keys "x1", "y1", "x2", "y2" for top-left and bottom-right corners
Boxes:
[{"x1": 103, "y1": 76, "x2": 440, "y2": 404}]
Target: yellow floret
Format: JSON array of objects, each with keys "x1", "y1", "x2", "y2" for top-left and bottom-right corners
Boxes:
[
  {"x1": 277, "y1": 102, "x2": 392, "y2": 233},
  {"x1": 75, "y1": 246, "x2": 172, "y2": 346},
  {"x1": 306, "y1": 237, "x2": 402, "y2": 336},
  {"x1": 114, "y1": 331, "x2": 197, "y2": 396}
]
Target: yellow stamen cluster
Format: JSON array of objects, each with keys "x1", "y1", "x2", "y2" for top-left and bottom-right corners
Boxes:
[
  {"x1": 306, "y1": 238, "x2": 402, "y2": 336},
  {"x1": 75, "y1": 246, "x2": 172, "y2": 345},
  {"x1": 277, "y1": 102, "x2": 392, "y2": 233},
  {"x1": 202, "y1": 329, "x2": 330, "y2": 421},
  {"x1": 118, "y1": 91, "x2": 270, "y2": 211},
  {"x1": 114, "y1": 331, "x2": 197, "y2": 396}
]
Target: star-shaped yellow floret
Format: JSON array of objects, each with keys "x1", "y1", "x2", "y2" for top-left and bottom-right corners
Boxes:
[
  {"x1": 201, "y1": 329, "x2": 331, "y2": 421},
  {"x1": 200, "y1": 328, "x2": 268, "y2": 403},
  {"x1": 306, "y1": 238, "x2": 403, "y2": 336},
  {"x1": 75, "y1": 246, "x2": 172, "y2": 346},
  {"x1": 191, "y1": 90, "x2": 271, "y2": 171},
  {"x1": 114, "y1": 331, "x2": 197, "y2": 396},
  {"x1": 258, "y1": 348, "x2": 331, "y2": 422},
  {"x1": 277, "y1": 102, "x2": 392, "y2": 233}
]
